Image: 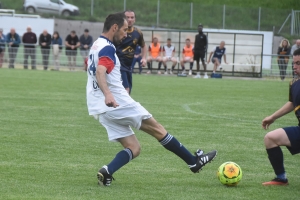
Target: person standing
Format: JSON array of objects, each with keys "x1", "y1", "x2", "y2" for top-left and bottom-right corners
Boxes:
[
  {"x1": 261, "y1": 48, "x2": 300, "y2": 186},
  {"x1": 162, "y1": 38, "x2": 177, "y2": 75},
  {"x1": 277, "y1": 39, "x2": 291, "y2": 81},
  {"x1": 0, "y1": 28, "x2": 5, "y2": 68},
  {"x1": 6, "y1": 28, "x2": 20, "y2": 69},
  {"x1": 80, "y1": 29, "x2": 93, "y2": 70},
  {"x1": 193, "y1": 24, "x2": 208, "y2": 79},
  {"x1": 116, "y1": 10, "x2": 147, "y2": 94},
  {"x1": 290, "y1": 39, "x2": 300, "y2": 77},
  {"x1": 86, "y1": 12, "x2": 217, "y2": 186},
  {"x1": 51, "y1": 31, "x2": 62, "y2": 70},
  {"x1": 180, "y1": 38, "x2": 194, "y2": 75},
  {"x1": 131, "y1": 45, "x2": 142, "y2": 74},
  {"x1": 39, "y1": 30, "x2": 51, "y2": 70},
  {"x1": 65, "y1": 30, "x2": 80, "y2": 71},
  {"x1": 22, "y1": 26, "x2": 37, "y2": 69},
  {"x1": 207, "y1": 41, "x2": 228, "y2": 74}
]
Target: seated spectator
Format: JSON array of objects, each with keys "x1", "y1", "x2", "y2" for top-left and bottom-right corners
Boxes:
[
  {"x1": 162, "y1": 38, "x2": 177, "y2": 74},
  {"x1": 65, "y1": 30, "x2": 80, "y2": 71},
  {"x1": 207, "y1": 41, "x2": 228, "y2": 74},
  {"x1": 22, "y1": 26, "x2": 37, "y2": 69},
  {"x1": 6, "y1": 28, "x2": 21, "y2": 69},
  {"x1": 0, "y1": 28, "x2": 5, "y2": 68},
  {"x1": 39, "y1": 30, "x2": 51, "y2": 70},
  {"x1": 131, "y1": 45, "x2": 142, "y2": 74},
  {"x1": 180, "y1": 38, "x2": 194, "y2": 75},
  {"x1": 52, "y1": 31, "x2": 63, "y2": 71},
  {"x1": 277, "y1": 39, "x2": 291, "y2": 81},
  {"x1": 80, "y1": 29, "x2": 93, "y2": 70},
  {"x1": 147, "y1": 37, "x2": 162, "y2": 74}
]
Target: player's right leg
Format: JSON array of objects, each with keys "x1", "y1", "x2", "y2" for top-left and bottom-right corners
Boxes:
[
  {"x1": 140, "y1": 117, "x2": 217, "y2": 173},
  {"x1": 262, "y1": 127, "x2": 293, "y2": 186}
]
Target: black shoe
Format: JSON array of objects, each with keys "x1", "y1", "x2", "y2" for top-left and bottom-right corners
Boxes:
[
  {"x1": 97, "y1": 165, "x2": 114, "y2": 186},
  {"x1": 190, "y1": 149, "x2": 217, "y2": 173}
]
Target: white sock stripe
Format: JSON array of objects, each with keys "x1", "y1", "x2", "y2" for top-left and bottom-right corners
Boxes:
[
  {"x1": 124, "y1": 148, "x2": 133, "y2": 161},
  {"x1": 160, "y1": 134, "x2": 173, "y2": 146}
]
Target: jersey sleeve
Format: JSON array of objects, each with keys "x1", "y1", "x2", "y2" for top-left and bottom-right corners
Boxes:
[
  {"x1": 98, "y1": 46, "x2": 116, "y2": 74},
  {"x1": 223, "y1": 49, "x2": 226, "y2": 55},
  {"x1": 137, "y1": 28, "x2": 145, "y2": 48}
]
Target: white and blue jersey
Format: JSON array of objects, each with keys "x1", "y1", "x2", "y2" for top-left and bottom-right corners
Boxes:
[
  {"x1": 86, "y1": 36, "x2": 135, "y2": 115},
  {"x1": 212, "y1": 46, "x2": 226, "y2": 62}
]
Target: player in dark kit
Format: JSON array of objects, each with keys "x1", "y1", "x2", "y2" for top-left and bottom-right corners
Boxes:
[
  {"x1": 116, "y1": 10, "x2": 147, "y2": 94},
  {"x1": 261, "y1": 48, "x2": 300, "y2": 186},
  {"x1": 193, "y1": 24, "x2": 208, "y2": 78}
]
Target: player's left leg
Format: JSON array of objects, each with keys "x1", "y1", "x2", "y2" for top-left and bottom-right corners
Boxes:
[
  {"x1": 189, "y1": 58, "x2": 194, "y2": 75},
  {"x1": 262, "y1": 127, "x2": 299, "y2": 185},
  {"x1": 121, "y1": 70, "x2": 131, "y2": 94},
  {"x1": 140, "y1": 117, "x2": 217, "y2": 173},
  {"x1": 200, "y1": 55, "x2": 208, "y2": 78}
]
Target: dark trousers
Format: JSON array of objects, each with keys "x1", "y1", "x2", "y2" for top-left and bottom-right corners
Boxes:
[
  {"x1": 8, "y1": 47, "x2": 18, "y2": 68},
  {"x1": 24, "y1": 48, "x2": 36, "y2": 69},
  {"x1": 41, "y1": 49, "x2": 50, "y2": 70},
  {"x1": 278, "y1": 59, "x2": 288, "y2": 80}
]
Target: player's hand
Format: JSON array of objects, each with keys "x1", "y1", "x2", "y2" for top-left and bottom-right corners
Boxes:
[
  {"x1": 262, "y1": 116, "x2": 275, "y2": 130},
  {"x1": 207, "y1": 60, "x2": 210, "y2": 64},
  {"x1": 225, "y1": 62, "x2": 229, "y2": 64},
  {"x1": 140, "y1": 58, "x2": 147, "y2": 67},
  {"x1": 105, "y1": 94, "x2": 119, "y2": 108}
]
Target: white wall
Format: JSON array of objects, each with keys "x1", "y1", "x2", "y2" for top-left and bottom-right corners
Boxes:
[{"x1": 0, "y1": 16, "x2": 54, "y2": 43}]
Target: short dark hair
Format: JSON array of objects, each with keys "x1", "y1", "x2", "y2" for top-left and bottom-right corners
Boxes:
[
  {"x1": 167, "y1": 38, "x2": 171, "y2": 41},
  {"x1": 103, "y1": 12, "x2": 126, "y2": 33},
  {"x1": 84, "y1": 29, "x2": 89, "y2": 32},
  {"x1": 293, "y1": 48, "x2": 300, "y2": 56},
  {"x1": 52, "y1": 31, "x2": 60, "y2": 39},
  {"x1": 71, "y1": 30, "x2": 76, "y2": 34},
  {"x1": 186, "y1": 38, "x2": 190, "y2": 41},
  {"x1": 124, "y1": 10, "x2": 135, "y2": 15}
]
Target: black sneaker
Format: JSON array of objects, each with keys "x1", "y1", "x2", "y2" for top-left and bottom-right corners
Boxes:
[
  {"x1": 97, "y1": 165, "x2": 114, "y2": 186},
  {"x1": 190, "y1": 149, "x2": 217, "y2": 173}
]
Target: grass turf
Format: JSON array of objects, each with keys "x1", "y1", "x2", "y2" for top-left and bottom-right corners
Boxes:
[{"x1": 0, "y1": 69, "x2": 300, "y2": 199}]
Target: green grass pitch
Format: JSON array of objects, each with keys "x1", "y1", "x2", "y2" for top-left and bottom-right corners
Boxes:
[{"x1": 1, "y1": 69, "x2": 299, "y2": 199}]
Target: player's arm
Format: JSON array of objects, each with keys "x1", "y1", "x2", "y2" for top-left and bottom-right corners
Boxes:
[
  {"x1": 95, "y1": 63, "x2": 119, "y2": 108},
  {"x1": 262, "y1": 102, "x2": 294, "y2": 130},
  {"x1": 137, "y1": 30, "x2": 147, "y2": 66},
  {"x1": 75, "y1": 37, "x2": 80, "y2": 48},
  {"x1": 223, "y1": 54, "x2": 228, "y2": 64},
  {"x1": 172, "y1": 48, "x2": 175, "y2": 57}
]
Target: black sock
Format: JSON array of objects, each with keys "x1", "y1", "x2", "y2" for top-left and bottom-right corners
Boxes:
[
  {"x1": 266, "y1": 147, "x2": 285, "y2": 176},
  {"x1": 147, "y1": 62, "x2": 151, "y2": 70},
  {"x1": 158, "y1": 62, "x2": 162, "y2": 70},
  {"x1": 190, "y1": 62, "x2": 193, "y2": 70},
  {"x1": 172, "y1": 65, "x2": 175, "y2": 70},
  {"x1": 164, "y1": 65, "x2": 167, "y2": 71},
  {"x1": 159, "y1": 133, "x2": 196, "y2": 166}
]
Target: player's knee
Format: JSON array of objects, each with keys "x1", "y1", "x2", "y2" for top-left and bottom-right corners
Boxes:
[
  {"x1": 131, "y1": 145, "x2": 141, "y2": 158},
  {"x1": 264, "y1": 132, "x2": 276, "y2": 147}
]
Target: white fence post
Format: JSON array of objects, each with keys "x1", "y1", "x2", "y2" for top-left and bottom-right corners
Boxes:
[
  {"x1": 91, "y1": 0, "x2": 94, "y2": 16},
  {"x1": 124, "y1": 0, "x2": 126, "y2": 11},
  {"x1": 190, "y1": 3, "x2": 193, "y2": 28},
  {"x1": 258, "y1": 7, "x2": 261, "y2": 31},
  {"x1": 223, "y1": 4, "x2": 226, "y2": 29},
  {"x1": 157, "y1": 0, "x2": 160, "y2": 27}
]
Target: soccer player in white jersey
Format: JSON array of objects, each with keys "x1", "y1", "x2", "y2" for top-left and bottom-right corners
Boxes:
[
  {"x1": 162, "y1": 38, "x2": 177, "y2": 74},
  {"x1": 86, "y1": 12, "x2": 217, "y2": 186}
]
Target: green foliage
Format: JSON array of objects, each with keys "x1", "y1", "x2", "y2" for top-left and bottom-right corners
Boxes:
[
  {"x1": 0, "y1": 0, "x2": 295, "y2": 35},
  {"x1": 1, "y1": 69, "x2": 300, "y2": 199}
]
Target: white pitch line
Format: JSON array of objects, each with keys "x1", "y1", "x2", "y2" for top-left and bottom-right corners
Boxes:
[{"x1": 182, "y1": 103, "x2": 260, "y2": 124}]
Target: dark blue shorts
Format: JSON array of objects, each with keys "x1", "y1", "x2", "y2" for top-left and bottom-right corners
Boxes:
[
  {"x1": 283, "y1": 126, "x2": 300, "y2": 155},
  {"x1": 121, "y1": 70, "x2": 132, "y2": 92},
  {"x1": 212, "y1": 57, "x2": 221, "y2": 64}
]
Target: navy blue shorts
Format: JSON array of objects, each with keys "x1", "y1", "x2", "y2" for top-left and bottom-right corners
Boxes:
[
  {"x1": 283, "y1": 126, "x2": 300, "y2": 155},
  {"x1": 121, "y1": 70, "x2": 132, "y2": 92},
  {"x1": 212, "y1": 57, "x2": 221, "y2": 64}
]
